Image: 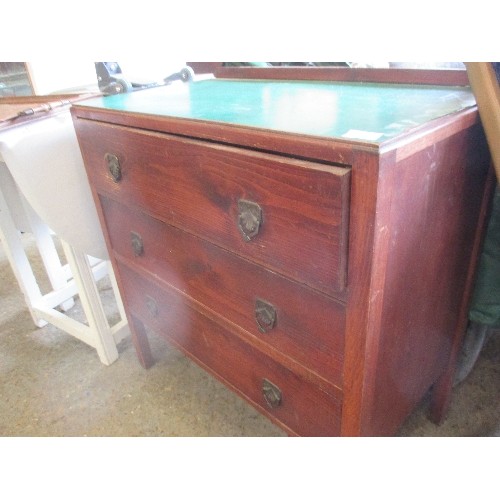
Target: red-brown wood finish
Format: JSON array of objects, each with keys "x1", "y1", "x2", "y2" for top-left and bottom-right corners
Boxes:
[
  {"x1": 340, "y1": 148, "x2": 388, "y2": 436},
  {"x1": 362, "y1": 125, "x2": 490, "y2": 436},
  {"x1": 71, "y1": 80, "x2": 492, "y2": 436},
  {"x1": 187, "y1": 64, "x2": 469, "y2": 87},
  {"x1": 213, "y1": 66, "x2": 470, "y2": 86},
  {"x1": 429, "y1": 167, "x2": 496, "y2": 424},
  {"x1": 99, "y1": 196, "x2": 346, "y2": 385},
  {"x1": 75, "y1": 120, "x2": 350, "y2": 295},
  {"x1": 117, "y1": 262, "x2": 343, "y2": 437}
]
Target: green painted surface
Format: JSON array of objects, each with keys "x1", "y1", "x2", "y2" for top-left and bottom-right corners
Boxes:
[{"x1": 79, "y1": 78, "x2": 476, "y2": 142}]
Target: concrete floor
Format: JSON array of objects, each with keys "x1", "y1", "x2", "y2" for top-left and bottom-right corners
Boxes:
[{"x1": 1, "y1": 233, "x2": 499, "y2": 437}]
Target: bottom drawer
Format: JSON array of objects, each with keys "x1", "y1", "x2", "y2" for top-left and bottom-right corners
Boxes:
[{"x1": 117, "y1": 261, "x2": 342, "y2": 437}]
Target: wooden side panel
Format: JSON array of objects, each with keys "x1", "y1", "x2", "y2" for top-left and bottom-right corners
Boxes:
[
  {"x1": 74, "y1": 118, "x2": 351, "y2": 296},
  {"x1": 367, "y1": 124, "x2": 491, "y2": 436},
  {"x1": 117, "y1": 261, "x2": 343, "y2": 437}
]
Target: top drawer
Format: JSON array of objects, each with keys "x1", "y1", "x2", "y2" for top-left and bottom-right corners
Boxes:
[{"x1": 75, "y1": 119, "x2": 350, "y2": 295}]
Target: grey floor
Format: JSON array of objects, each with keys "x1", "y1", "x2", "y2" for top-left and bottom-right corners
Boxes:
[{"x1": 1, "y1": 233, "x2": 499, "y2": 437}]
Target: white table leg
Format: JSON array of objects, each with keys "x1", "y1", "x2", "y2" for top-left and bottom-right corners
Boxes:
[
  {"x1": 19, "y1": 194, "x2": 75, "y2": 311},
  {"x1": 0, "y1": 185, "x2": 46, "y2": 327},
  {"x1": 61, "y1": 240, "x2": 119, "y2": 365}
]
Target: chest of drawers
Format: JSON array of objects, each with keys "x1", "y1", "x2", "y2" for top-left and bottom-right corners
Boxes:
[{"x1": 72, "y1": 77, "x2": 492, "y2": 436}]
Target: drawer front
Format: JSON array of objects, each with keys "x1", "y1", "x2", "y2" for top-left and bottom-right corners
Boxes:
[
  {"x1": 76, "y1": 119, "x2": 350, "y2": 295},
  {"x1": 102, "y1": 195, "x2": 345, "y2": 386},
  {"x1": 117, "y1": 261, "x2": 342, "y2": 436}
]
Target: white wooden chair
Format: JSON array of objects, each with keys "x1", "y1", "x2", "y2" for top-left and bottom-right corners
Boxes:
[{"x1": 0, "y1": 108, "x2": 129, "y2": 365}]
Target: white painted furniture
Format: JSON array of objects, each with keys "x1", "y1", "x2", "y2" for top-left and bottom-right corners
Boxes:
[{"x1": 0, "y1": 108, "x2": 129, "y2": 365}]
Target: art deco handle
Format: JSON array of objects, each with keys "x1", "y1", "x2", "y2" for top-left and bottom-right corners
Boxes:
[
  {"x1": 237, "y1": 199, "x2": 262, "y2": 241},
  {"x1": 145, "y1": 295, "x2": 158, "y2": 318},
  {"x1": 262, "y1": 379, "x2": 282, "y2": 409},
  {"x1": 130, "y1": 231, "x2": 144, "y2": 257},
  {"x1": 255, "y1": 299, "x2": 277, "y2": 333},
  {"x1": 105, "y1": 153, "x2": 121, "y2": 182}
]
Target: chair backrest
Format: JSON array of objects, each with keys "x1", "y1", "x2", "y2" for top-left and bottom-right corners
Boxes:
[{"x1": 466, "y1": 62, "x2": 500, "y2": 182}]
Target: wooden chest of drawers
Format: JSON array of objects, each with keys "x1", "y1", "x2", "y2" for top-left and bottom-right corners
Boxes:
[{"x1": 72, "y1": 77, "x2": 493, "y2": 436}]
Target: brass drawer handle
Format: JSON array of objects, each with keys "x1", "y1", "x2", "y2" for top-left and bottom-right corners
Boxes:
[
  {"x1": 255, "y1": 299, "x2": 277, "y2": 333},
  {"x1": 145, "y1": 295, "x2": 159, "y2": 317},
  {"x1": 105, "y1": 153, "x2": 122, "y2": 182},
  {"x1": 130, "y1": 231, "x2": 144, "y2": 257},
  {"x1": 262, "y1": 379, "x2": 282, "y2": 409},
  {"x1": 237, "y1": 199, "x2": 262, "y2": 241}
]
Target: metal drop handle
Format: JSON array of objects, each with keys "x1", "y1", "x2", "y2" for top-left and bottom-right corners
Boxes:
[
  {"x1": 262, "y1": 379, "x2": 282, "y2": 409},
  {"x1": 105, "y1": 153, "x2": 121, "y2": 182},
  {"x1": 255, "y1": 299, "x2": 277, "y2": 333},
  {"x1": 130, "y1": 231, "x2": 144, "y2": 257},
  {"x1": 237, "y1": 199, "x2": 262, "y2": 241}
]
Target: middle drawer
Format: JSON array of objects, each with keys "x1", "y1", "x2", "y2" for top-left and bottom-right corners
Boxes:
[{"x1": 101, "y1": 195, "x2": 345, "y2": 387}]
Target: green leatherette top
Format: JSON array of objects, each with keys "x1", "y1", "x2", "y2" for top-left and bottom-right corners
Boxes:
[{"x1": 78, "y1": 78, "x2": 476, "y2": 143}]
